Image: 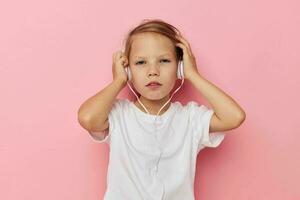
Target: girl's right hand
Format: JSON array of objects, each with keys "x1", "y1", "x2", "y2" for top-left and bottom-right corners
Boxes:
[{"x1": 112, "y1": 51, "x2": 129, "y2": 85}]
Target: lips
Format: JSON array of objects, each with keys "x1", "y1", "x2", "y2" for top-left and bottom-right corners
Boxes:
[{"x1": 146, "y1": 81, "x2": 162, "y2": 86}]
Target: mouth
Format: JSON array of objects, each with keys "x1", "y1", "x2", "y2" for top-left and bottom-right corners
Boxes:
[
  {"x1": 146, "y1": 81, "x2": 162, "y2": 86},
  {"x1": 146, "y1": 84, "x2": 161, "y2": 89},
  {"x1": 146, "y1": 82, "x2": 162, "y2": 89}
]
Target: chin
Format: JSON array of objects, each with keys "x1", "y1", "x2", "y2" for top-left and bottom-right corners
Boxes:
[
  {"x1": 142, "y1": 93, "x2": 162, "y2": 100},
  {"x1": 141, "y1": 91, "x2": 170, "y2": 101},
  {"x1": 134, "y1": 84, "x2": 173, "y2": 101},
  {"x1": 145, "y1": 96, "x2": 164, "y2": 101}
]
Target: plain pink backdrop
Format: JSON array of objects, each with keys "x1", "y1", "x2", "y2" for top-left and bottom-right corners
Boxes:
[{"x1": 1, "y1": 0, "x2": 299, "y2": 199}]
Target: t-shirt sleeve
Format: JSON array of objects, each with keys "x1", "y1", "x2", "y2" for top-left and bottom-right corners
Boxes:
[
  {"x1": 188, "y1": 101, "x2": 226, "y2": 152},
  {"x1": 87, "y1": 98, "x2": 120, "y2": 144}
]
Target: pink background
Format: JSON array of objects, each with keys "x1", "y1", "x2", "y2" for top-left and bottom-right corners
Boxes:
[{"x1": 1, "y1": 0, "x2": 299, "y2": 199}]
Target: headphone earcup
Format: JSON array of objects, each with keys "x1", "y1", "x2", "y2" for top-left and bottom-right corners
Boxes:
[
  {"x1": 125, "y1": 67, "x2": 132, "y2": 81},
  {"x1": 177, "y1": 61, "x2": 184, "y2": 79}
]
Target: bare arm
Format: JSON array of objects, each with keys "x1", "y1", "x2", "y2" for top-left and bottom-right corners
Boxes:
[
  {"x1": 77, "y1": 50, "x2": 129, "y2": 137},
  {"x1": 175, "y1": 34, "x2": 246, "y2": 133},
  {"x1": 77, "y1": 78, "x2": 126, "y2": 134},
  {"x1": 188, "y1": 73, "x2": 246, "y2": 132}
]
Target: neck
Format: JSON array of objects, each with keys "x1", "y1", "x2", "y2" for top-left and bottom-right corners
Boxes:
[{"x1": 135, "y1": 95, "x2": 171, "y2": 115}]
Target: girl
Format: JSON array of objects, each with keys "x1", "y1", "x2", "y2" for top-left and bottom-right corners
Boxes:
[{"x1": 78, "y1": 19, "x2": 246, "y2": 200}]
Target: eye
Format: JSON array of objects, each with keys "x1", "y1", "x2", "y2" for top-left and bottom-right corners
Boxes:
[
  {"x1": 161, "y1": 59, "x2": 170, "y2": 63},
  {"x1": 135, "y1": 59, "x2": 170, "y2": 65},
  {"x1": 135, "y1": 60, "x2": 145, "y2": 65}
]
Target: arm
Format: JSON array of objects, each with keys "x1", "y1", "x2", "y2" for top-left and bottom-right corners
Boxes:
[
  {"x1": 77, "y1": 78, "x2": 126, "y2": 135},
  {"x1": 78, "y1": 50, "x2": 129, "y2": 136},
  {"x1": 174, "y1": 34, "x2": 246, "y2": 132},
  {"x1": 188, "y1": 73, "x2": 246, "y2": 132}
]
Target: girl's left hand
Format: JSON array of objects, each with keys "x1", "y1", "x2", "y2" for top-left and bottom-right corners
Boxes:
[{"x1": 175, "y1": 34, "x2": 201, "y2": 80}]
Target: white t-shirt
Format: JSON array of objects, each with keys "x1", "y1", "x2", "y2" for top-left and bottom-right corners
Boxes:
[{"x1": 88, "y1": 98, "x2": 225, "y2": 200}]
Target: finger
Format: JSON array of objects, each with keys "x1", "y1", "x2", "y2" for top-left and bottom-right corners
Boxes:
[
  {"x1": 120, "y1": 54, "x2": 127, "y2": 62},
  {"x1": 179, "y1": 35, "x2": 190, "y2": 46},
  {"x1": 119, "y1": 54, "x2": 128, "y2": 66},
  {"x1": 176, "y1": 42, "x2": 193, "y2": 58},
  {"x1": 120, "y1": 51, "x2": 125, "y2": 56},
  {"x1": 114, "y1": 51, "x2": 121, "y2": 61},
  {"x1": 180, "y1": 38, "x2": 192, "y2": 52},
  {"x1": 117, "y1": 51, "x2": 122, "y2": 58},
  {"x1": 121, "y1": 56, "x2": 128, "y2": 63},
  {"x1": 175, "y1": 35, "x2": 192, "y2": 52},
  {"x1": 181, "y1": 42, "x2": 193, "y2": 57},
  {"x1": 114, "y1": 51, "x2": 121, "y2": 59}
]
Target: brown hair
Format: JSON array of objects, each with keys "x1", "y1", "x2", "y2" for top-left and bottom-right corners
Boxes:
[{"x1": 122, "y1": 19, "x2": 183, "y2": 64}]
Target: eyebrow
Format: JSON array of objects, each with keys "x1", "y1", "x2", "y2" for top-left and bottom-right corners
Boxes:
[{"x1": 135, "y1": 54, "x2": 171, "y2": 59}]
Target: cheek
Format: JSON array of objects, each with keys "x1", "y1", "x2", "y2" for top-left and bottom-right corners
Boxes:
[
  {"x1": 131, "y1": 77, "x2": 145, "y2": 89},
  {"x1": 163, "y1": 75, "x2": 177, "y2": 88},
  {"x1": 165, "y1": 67, "x2": 177, "y2": 80}
]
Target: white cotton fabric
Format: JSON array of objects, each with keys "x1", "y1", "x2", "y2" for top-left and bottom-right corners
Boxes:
[{"x1": 87, "y1": 98, "x2": 225, "y2": 200}]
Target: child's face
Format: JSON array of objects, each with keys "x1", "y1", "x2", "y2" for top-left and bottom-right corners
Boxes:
[{"x1": 129, "y1": 32, "x2": 178, "y2": 101}]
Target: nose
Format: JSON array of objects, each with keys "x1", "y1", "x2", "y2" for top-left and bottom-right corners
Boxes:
[{"x1": 147, "y1": 63, "x2": 160, "y2": 77}]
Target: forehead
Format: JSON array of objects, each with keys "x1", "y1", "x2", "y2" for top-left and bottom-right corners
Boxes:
[{"x1": 130, "y1": 33, "x2": 175, "y2": 58}]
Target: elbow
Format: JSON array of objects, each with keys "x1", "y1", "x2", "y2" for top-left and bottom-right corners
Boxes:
[
  {"x1": 78, "y1": 114, "x2": 92, "y2": 130},
  {"x1": 233, "y1": 111, "x2": 246, "y2": 128},
  {"x1": 77, "y1": 106, "x2": 93, "y2": 126}
]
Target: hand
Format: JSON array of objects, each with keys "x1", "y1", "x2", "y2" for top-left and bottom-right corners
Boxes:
[
  {"x1": 175, "y1": 34, "x2": 201, "y2": 80},
  {"x1": 112, "y1": 50, "x2": 129, "y2": 84}
]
